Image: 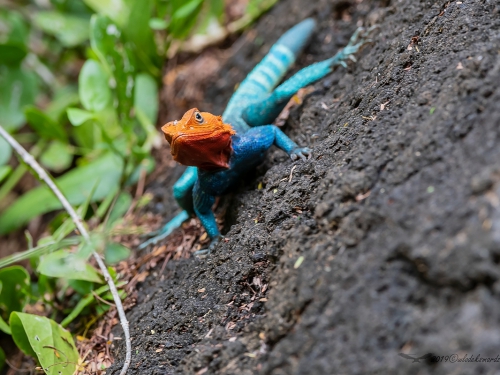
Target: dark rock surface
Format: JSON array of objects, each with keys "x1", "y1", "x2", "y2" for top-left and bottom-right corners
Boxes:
[{"x1": 109, "y1": 0, "x2": 500, "y2": 374}]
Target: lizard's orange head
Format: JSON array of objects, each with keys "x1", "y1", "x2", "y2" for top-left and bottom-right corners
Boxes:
[{"x1": 161, "y1": 108, "x2": 236, "y2": 170}]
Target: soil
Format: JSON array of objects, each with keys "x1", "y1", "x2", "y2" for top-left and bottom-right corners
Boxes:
[{"x1": 108, "y1": 0, "x2": 500, "y2": 374}]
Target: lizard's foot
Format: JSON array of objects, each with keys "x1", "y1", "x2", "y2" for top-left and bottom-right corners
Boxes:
[
  {"x1": 138, "y1": 210, "x2": 190, "y2": 250},
  {"x1": 193, "y1": 235, "x2": 222, "y2": 258},
  {"x1": 336, "y1": 26, "x2": 379, "y2": 67},
  {"x1": 290, "y1": 147, "x2": 312, "y2": 161}
]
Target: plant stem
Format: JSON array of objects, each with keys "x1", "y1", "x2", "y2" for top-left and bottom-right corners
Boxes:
[
  {"x1": 0, "y1": 139, "x2": 46, "y2": 204},
  {"x1": 0, "y1": 125, "x2": 132, "y2": 375}
]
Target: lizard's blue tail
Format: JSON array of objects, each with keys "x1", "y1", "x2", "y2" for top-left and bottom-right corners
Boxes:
[
  {"x1": 222, "y1": 19, "x2": 317, "y2": 129},
  {"x1": 241, "y1": 18, "x2": 316, "y2": 94},
  {"x1": 275, "y1": 18, "x2": 316, "y2": 55}
]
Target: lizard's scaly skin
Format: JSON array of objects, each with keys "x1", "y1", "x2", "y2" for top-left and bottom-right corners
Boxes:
[{"x1": 140, "y1": 19, "x2": 371, "y2": 250}]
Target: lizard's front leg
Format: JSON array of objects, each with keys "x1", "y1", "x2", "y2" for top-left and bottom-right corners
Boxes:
[
  {"x1": 193, "y1": 181, "x2": 221, "y2": 255},
  {"x1": 238, "y1": 125, "x2": 312, "y2": 162},
  {"x1": 138, "y1": 167, "x2": 198, "y2": 249}
]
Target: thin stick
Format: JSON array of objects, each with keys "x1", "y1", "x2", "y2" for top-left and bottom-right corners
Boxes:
[{"x1": 0, "y1": 126, "x2": 131, "y2": 375}]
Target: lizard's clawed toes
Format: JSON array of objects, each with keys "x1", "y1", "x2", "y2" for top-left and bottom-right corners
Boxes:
[{"x1": 291, "y1": 147, "x2": 312, "y2": 161}]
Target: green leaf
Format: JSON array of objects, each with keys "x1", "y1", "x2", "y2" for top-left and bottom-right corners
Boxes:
[
  {"x1": 104, "y1": 242, "x2": 131, "y2": 264},
  {"x1": 0, "y1": 266, "x2": 30, "y2": 316},
  {"x1": 33, "y1": 11, "x2": 89, "y2": 47},
  {"x1": 71, "y1": 120, "x2": 95, "y2": 149},
  {"x1": 68, "y1": 279, "x2": 94, "y2": 295},
  {"x1": 79, "y1": 59, "x2": 112, "y2": 112},
  {"x1": 10, "y1": 312, "x2": 79, "y2": 375},
  {"x1": 209, "y1": 0, "x2": 225, "y2": 21},
  {"x1": 60, "y1": 293, "x2": 94, "y2": 327},
  {"x1": 149, "y1": 18, "x2": 168, "y2": 30},
  {"x1": 0, "y1": 65, "x2": 38, "y2": 131},
  {"x1": 67, "y1": 108, "x2": 95, "y2": 126},
  {"x1": 38, "y1": 250, "x2": 102, "y2": 283},
  {"x1": 134, "y1": 73, "x2": 158, "y2": 125},
  {"x1": 25, "y1": 106, "x2": 67, "y2": 142},
  {"x1": 40, "y1": 141, "x2": 73, "y2": 172},
  {"x1": 90, "y1": 15, "x2": 136, "y2": 125},
  {"x1": 0, "y1": 135, "x2": 12, "y2": 166},
  {"x1": 0, "y1": 281, "x2": 10, "y2": 334},
  {"x1": 0, "y1": 166, "x2": 11, "y2": 184},
  {"x1": 123, "y1": 0, "x2": 160, "y2": 73},
  {"x1": 0, "y1": 238, "x2": 81, "y2": 269},
  {"x1": 0, "y1": 152, "x2": 123, "y2": 235},
  {"x1": 169, "y1": 0, "x2": 203, "y2": 38},
  {"x1": 0, "y1": 316, "x2": 11, "y2": 335},
  {"x1": 46, "y1": 85, "x2": 80, "y2": 122},
  {"x1": 60, "y1": 283, "x2": 109, "y2": 327},
  {"x1": 83, "y1": 0, "x2": 129, "y2": 28},
  {"x1": 0, "y1": 10, "x2": 29, "y2": 65},
  {"x1": 172, "y1": 0, "x2": 203, "y2": 20}
]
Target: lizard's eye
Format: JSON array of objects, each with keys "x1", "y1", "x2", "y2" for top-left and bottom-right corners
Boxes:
[{"x1": 194, "y1": 112, "x2": 205, "y2": 124}]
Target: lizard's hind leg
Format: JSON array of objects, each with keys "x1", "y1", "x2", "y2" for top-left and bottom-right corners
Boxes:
[
  {"x1": 241, "y1": 26, "x2": 376, "y2": 127},
  {"x1": 138, "y1": 167, "x2": 198, "y2": 249}
]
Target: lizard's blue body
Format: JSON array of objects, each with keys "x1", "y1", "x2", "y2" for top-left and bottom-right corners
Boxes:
[{"x1": 141, "y1": 19, "x2": 371, "y2": 251}]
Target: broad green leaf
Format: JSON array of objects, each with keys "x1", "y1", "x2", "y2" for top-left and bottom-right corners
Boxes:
[
  {"x1": 90, "y1": 15, "x2": 136, "y2": 125},
  {"x1": 123, "y1": 0, "x2": 160, "y2": 73},
  {"x1": 33, "y1": 11, "x2": 89, "y2": 47},
  {"x1": 134, "y1": 73, "x2": 158, "y2": 125},
  {"x1": 25, "y1": 106, "x2": 67, "y2": 142},
  {"x1": 0, "y1": 166, "x2": 11, "y2": 183},
  {"x1": 71, "y1": 120, "x2": 95, "y2": 149},
  {"x1": 10, "y1": 312, "x2": 79, "y2": 375},
  {"x1": 0, "y1": 65, "x2": 38, "y2": 131},
  {"x1": 124, "y1": 0, "x2": 153, "y2": 46},
  {"x1": 172, "y1": 0, "x2": 203, "y2": 20},
  {"x1": 149, "y1": 18, "x2": 168, "y2": 30},
  {"x1": 0, "y1": 152, "x2": 123, "y2": 235},
  {"x1": 49, "y1": 0, "x2": 94, "y2": 16},
  {"x1": 38, "y1": 250, "x2": 102, "y2": 282},
  {"x1": 0, "y1": 135, "x2": 12, "y2": 166},
  {"x1": 79, "y1": 59, "x2": 112, "y2": 112},
  {"x1": 0, "y1": 266, "x2": 30, "y2": 315},
  {"x1": 40, "y1": 141, "x2": 73, "y2": 172},
  {"x1": 0, "y1": 10, "x2": 29, "y2": 65},
  {"x1": 104, "y1": 242, "x2": 131, "y2": 264},
  {"x1": 83, "y1": 0, "x2": 129, "y2": 27},
  {"x1": 169, "y1": 0, "x2": 203, "y2": 38},
  {"x1": 67, "y1": 108, "x2": 95, "y2": 126}
]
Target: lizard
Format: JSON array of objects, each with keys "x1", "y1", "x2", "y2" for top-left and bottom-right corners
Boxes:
[{"x1": 140, "y1": 19, "x2": 373, "y2": 253}]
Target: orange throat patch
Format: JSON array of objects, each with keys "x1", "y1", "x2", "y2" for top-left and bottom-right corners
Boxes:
[{"x1": 162, "y1": 108, "x2": 236, "y2": 171}]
